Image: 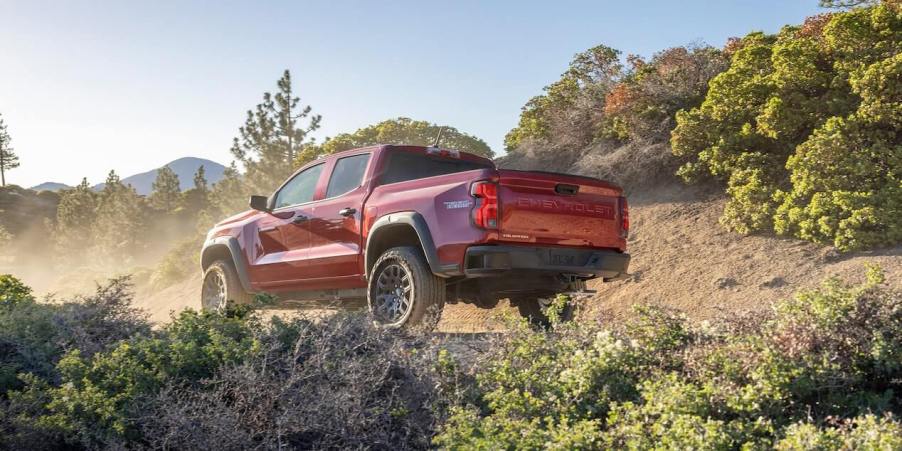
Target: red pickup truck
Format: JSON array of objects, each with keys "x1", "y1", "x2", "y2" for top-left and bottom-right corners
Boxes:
[{"x1": 200, "y1": 145, "x2": 629, "y2": 329}]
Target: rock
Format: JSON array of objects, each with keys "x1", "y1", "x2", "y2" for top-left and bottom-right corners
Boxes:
[
  {"x1": 714, "y1": 277, "x2": 738, "y2": 289},
  {"x1": 760, "y1": 276, "x2": 786, "y2": 288}
]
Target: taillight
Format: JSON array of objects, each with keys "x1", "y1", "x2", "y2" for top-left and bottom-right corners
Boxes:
[
  {"x1": 619, "y1": 196, "x2": 629, "y2": 238},
  {"x1": 471, "y1": 181, "x2": 499, "y2": 229}
]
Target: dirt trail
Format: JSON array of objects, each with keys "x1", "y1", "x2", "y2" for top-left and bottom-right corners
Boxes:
[
  {"x1": 132, "y1": 272, "x2": 515, "y2": 333},
  {"x1": 132, "y1": 181, "x2": 900, "y2": 330},
  {"x1": 588, "y1": 183, "x2": 901, "y2": 321}
]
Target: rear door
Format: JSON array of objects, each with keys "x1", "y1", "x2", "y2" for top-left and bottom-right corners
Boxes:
[
  {"x1": 305, "y1": 153, "x2": 372, "y2": 285},
  {"x1": 496, "y1": 170, "x2": 624, "y2": 249}
]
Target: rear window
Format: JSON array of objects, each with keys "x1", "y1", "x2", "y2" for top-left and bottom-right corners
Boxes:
[{"x1": 380, "y1": 151, "x2": 492, "y2": 185}]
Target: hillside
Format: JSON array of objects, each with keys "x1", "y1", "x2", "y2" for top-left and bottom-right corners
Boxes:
[
  {"x1": 588, "y1": 181, "x2": 902, "y2": 321},
  {"x1": 91, "y1": 157, "x2": 227, "y2": 195},
  {"x1": 29, "y1": 182, "x2": 71, "y2": 192}
]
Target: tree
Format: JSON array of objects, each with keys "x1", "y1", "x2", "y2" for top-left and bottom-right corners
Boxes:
[
  {"x1": 671, "y1": 3, "x2": 901, "y2": 249},
  {"x1": 0, "y1": 114, "x2": 19, "y2": 187},
  {"x1": 231, "y1": 70, "x2": 321, "y2": 194},
  {"x1": 92, "y1": 171, "x2": 146, "y2": 263},
  {"x1": 306, "y1": 117, "x2": 493, "y2": 164},
  {"x1": 819, "y1": 0, "x2": 879, "y2": 8},
  {"x1": 600, "y1": 46, "x2": 728, "y2": 143},
  {"x1": 53, "y1": 178, "x2": 100, "y2": 260},
  {"x1": 201, "y1": 162, "x2": 251, "y2": 226},
  {"x1": 182, "y1": 165, "x2": 210, "y2": 213},
  {"x1": 504, "y1": 45, "x2": 623, "y2": 151},
  {"x1": 149, "y1": 165, "x2": 181, "y2": 213},
  {"x1": 193, "y1": 165, "x2": 208, "y2": 193}
]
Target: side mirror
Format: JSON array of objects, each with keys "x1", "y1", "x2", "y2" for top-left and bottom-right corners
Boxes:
[{"x1": 249, "y1": 195, "x2": 271, "y2": 212}]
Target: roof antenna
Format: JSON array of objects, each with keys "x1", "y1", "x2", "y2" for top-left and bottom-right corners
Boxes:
[{"x1": 432, "y1": 126, "x2": 445, "y2": 148}]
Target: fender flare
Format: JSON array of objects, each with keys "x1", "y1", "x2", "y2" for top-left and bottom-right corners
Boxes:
[
  {"x1": 200, "y1": 236, "x2": 255, "y2": 293},
  {"x1": 365, "y1": 212, "x2": 458, "y2": 279}
]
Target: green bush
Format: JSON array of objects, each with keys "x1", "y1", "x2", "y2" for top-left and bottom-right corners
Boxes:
[
  {"x1": 0, "y1": 277, "x2": 149, "y2": 395},
  {"x1": 3, "y1": 269, "x2": 900, "y2": 449},
  {"x1": 671, "y1": 3, "x2": 901, "y2": 250},
  {"x1": 434, "y1": 267, "x2": 902, "y2": 449}
]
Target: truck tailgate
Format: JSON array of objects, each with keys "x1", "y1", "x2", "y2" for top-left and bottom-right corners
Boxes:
[{"x1": 496, "y1": 170, "x2": 625, "y2": 249}]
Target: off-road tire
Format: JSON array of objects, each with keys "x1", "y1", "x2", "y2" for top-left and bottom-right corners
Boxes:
[
  {"x1": 368, "y1": 246, "x2": 445, "y2": 332},
  {"x1": 201, "y1": 260, "x2": 253, "y2": 311}
]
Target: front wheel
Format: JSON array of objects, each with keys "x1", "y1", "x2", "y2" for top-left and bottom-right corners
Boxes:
[
  {"x1": 368, "y1": 246, "x2": 445, "y2": 332},
  {"x1": 201, "y1": 260, "x2": 253, "y2": 311}
]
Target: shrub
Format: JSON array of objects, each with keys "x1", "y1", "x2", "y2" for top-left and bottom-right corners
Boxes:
[
  {"x1": 21, "y1": 307, "x2": 259, "y2": 447},
  {"x1": 140, "y1": 314, "x2": 440, "y2": 450},
  {"x1": 434, "y1": 267, "x2": 902, "y2": 449},
  {"x1": 1, "y1": 279, "x2": 442, "y2": 450},
  {"x1": 671, "y1": 2, "x2": 902, "y2": 250},
  {"x1": 0, "y1": 277, "x2": 149, "y2": 394},
  {"x1": 4, "y1": 269, "x2": 901, "y2": 449},
  {"x1": 150, "y1": 236, "x2": 203, "y2": 289}
]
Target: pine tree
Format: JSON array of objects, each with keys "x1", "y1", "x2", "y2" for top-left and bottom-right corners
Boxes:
[
  {"x1": 53, "y1": 177, "x2": 99, "y2": 260},
  {"x1": 0, "y1": 114, "x2": 20, "y2": 187},
  {"x1": 193, "y1": 165, "x2": 208, "y2": 192},
  {"x1": 149, "y1": 165, "x2": 181, "y2": 212},
  {"x1": 182, "y1": 165, "x2": 210, "y2": 212},
  {"x1": 231, "y1": 70, "x2": 321, "y2": 193},
  {"x1": 207, "y1": 162, "x2": 248, "y2": 217},
  {"x1": 92, "y1": 170, "x2": 146, "y2": 263}
]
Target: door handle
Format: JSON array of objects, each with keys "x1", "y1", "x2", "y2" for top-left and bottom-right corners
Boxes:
[
  {"x1": 292, "y1": 214, "x2": 309, "y2": 224},
  {"x1": 339, "y1": 207, "x2": 357, "y2": 217}
]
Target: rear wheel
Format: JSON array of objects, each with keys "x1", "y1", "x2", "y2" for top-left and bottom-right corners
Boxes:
[
  {"x1": 513, "y1": 296, "x2": 576, "y2": 328},
  {"x1": 368, "y1": 246, "x2": 445, "y2": 332},
  {"x1": 201, "y1": 260, "x2": 253, "y2": 311}
]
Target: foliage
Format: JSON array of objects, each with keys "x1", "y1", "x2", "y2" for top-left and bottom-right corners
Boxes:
[
  {"x1": 0, "y1": 274, "x2": 440, "y2": 449},
  {"x1": 671, "y1": 3, "x2": 902, "y2": 250},
  {"x1": 504, "y1": 43, "x2": 727, "y2": 154},
  {"x1": 435, "y1": 267, "x2": 902, "y2": 449},
  {"x1": 181, "y1": 165, "x2": 210, "y2": 213},
  {"x1": 148, "y1": 237, "x2": 202, "y2": 289},
  {"x1": 91, "y1": 171, "x2": 148, "y2": 264},
  {"x1": 0, "y1": 277, "x2": 148, "y2": 397},
  {"x1": 139, "y1": 314, "x2": 439, "y2": 449},
  {"x1": 602, "y1": 46, "x2": 729, "y2": 143},
  {"x1": 201, "y1": 161, "x2": 251, "y2": 222},
  {"x1": 0, "y1": 113, "x2": 19, "y2": 187},
  {"x1": 230, "y1": 70, "x2": 322, "y2": 195},
  {"x1": 0, "y1": 273, "x2": 33, "y2": 309},
  {"x1": 148, "y1": 165, "x2": 181, "y2": 213},
  {"x1": 305, "y1": 117, "x2": 494, "y2": 163},
  {"x1": 504, "y1": 45, "x2": 622, "y2": 151},
  {"x1": 2, "y1": 267, "x2": 901, "y2": 449}
]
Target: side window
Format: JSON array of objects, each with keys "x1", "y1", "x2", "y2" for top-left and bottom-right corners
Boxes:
[
  {"x1": 326, "y1": 154, "x2": 371, "y2": 198},
  {"x1": 274, "y1": 163, "x2": 324, "y2": 209}
]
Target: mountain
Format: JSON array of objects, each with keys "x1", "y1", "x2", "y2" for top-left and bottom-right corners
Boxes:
[
  {"x1": 92, "y1": 157, "x2": 227, "y2": 195},
  {"x1": 30, "y1": 182, "x2": 72, "y2": 192}
]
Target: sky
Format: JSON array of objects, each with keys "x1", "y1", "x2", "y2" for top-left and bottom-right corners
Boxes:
[{"x1": 1, "y1": 0, "x2": 823, "y2": 189}]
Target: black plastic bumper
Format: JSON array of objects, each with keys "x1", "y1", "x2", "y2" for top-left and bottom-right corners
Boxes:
[{"x1": 463, "y1": 245, "x2": 630, "y2": 280}]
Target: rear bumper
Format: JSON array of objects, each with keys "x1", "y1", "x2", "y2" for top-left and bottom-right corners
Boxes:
[{"x1": 462, "y1": 245, "x2": 630, "y2": 281}]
